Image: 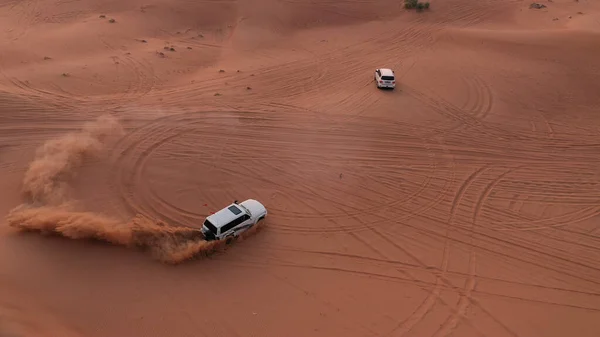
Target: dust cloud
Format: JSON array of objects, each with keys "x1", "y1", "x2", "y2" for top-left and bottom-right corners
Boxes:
[
  {"x1": 5, "y1": 115, "x2": 258, "y2": 264},
  {"x1": 21, "y1": 115, "x2": 124, "y2": 205}
]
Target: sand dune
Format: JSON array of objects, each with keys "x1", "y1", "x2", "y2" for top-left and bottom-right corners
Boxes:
[{"x1": 2, "y1": 0, "x2": 600, "y2": 336}]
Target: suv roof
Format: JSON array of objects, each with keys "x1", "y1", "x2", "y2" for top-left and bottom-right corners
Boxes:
[
  {"x1": 206, "y1": 203, "x2": 248, "y2": 227},
  {"x1": 379, "y1": 68, "x2": 394, "y2": 77}
]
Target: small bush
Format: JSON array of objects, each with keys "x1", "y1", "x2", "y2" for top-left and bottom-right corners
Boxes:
[
  {"x1": 405, "y1": 0, "x2": 430, "y2": 11},
  {"x1": 404, "y1": 0, "x2": 418, "y2": 9}
]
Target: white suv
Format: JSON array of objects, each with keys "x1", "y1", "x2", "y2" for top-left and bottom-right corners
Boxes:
[
  {"x1": 201, "y1": 199, "x2": 268, "y2": 242},
  {"x1": 374, "y1": 68, "x2": 396, "y2": 89}
]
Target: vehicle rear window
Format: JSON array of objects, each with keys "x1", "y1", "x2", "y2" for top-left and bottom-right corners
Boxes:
[
  {"x1": 382, "y1": 76, "x2": 395, "y2": 80},
  {"x1": 203, "y1": 219, "x2": 218, "y2": 233},
  {"x1": 228, "y1": 205, "x2": 242, "y2": 215}
]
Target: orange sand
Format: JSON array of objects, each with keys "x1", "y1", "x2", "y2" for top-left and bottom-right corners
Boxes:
[{"x1": 1, "y1": 0, "x2": 600, "y2": 336}]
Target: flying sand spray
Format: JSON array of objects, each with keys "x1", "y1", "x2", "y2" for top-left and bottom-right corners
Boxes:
[{"x1": 5, "y1": 114, "x2": 261, "y2": 263}]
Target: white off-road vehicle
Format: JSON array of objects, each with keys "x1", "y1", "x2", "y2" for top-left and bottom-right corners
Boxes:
[
  {"x1": 374, "y1": 68, "x2": 396, "y2": 89},
  {"x1": 201, "y1": 199, "x2": 267, "y2": 243}
]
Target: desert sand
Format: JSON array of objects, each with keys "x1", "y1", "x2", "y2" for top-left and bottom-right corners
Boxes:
[{"x1": 1, "y1": 0, "x2": 600, "y2": 336}]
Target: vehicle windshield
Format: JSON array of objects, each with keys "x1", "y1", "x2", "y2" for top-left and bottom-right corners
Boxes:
[
  {"x1": 236, "y1": 203, "x2": 252, "y2": 217},
  {"x1": 381, "y1": 75, "x2": 394, "y2": 81},
  {"x1": 203, "y1": 219, "x2": 218, "y2": 233}
]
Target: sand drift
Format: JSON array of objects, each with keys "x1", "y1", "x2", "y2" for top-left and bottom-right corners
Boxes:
[{"x1": 5, "y1": 115, "x2": 260, "y2": 263}]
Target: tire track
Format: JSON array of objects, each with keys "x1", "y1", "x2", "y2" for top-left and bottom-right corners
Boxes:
[
  {"x1": 373, "y1": 139, "x2": 458, "y2": 337},
  {"x1": 434, "y1": 167, "x2": 518, "y2": 337},
  {"x1": 461, "y1": 73, "x2": 494, "y2": 121},
  {"x1": 266, "y1": 270, "x2": 385, "y2": 336},
  {"x1": 478, "y1": 164, "x2": 600, "y2": 234},
  {"x1": 156, "y1": 10, "x2": 441, "y2": 105},
  {"x1": 94, "y1": 34, "x2": 157, "y2": 104},
  {"x1": 402, "y1": 82, "x2": 505, "y2": 140},
  {"x1": 239, "y1": 257, "x2": 600, "y2": 312},
  {"x1": 260, "y1": 245, "x2": 600, "y2": 297},
  {"x1": 109, "y1": 109, "x2": 449, "y2": 233},
  {"x1": 0, "y1": 66, "x2": 81, "y2": 109},
  {"x1": 3, "y1": 0, "x2": 41, "y2": 40},
  {"x1": 389, "y1": 165, "x2": 489, "y2": 336}
]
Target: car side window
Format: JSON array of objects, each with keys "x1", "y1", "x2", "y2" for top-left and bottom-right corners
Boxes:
[
  {"x1": 221, "y1": 214, "x2": 248, "y2": 234},
  {"x1": 221, "y1": 219, "x2": 237, "y2": 233}
]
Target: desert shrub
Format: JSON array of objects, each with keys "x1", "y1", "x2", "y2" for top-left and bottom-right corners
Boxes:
[
  {"x1": 405, "y1": 0, "x2": 430, "y2": 11},
  {"x1": 404, "y1": 0, "x2": 418, "y2": 9}
]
